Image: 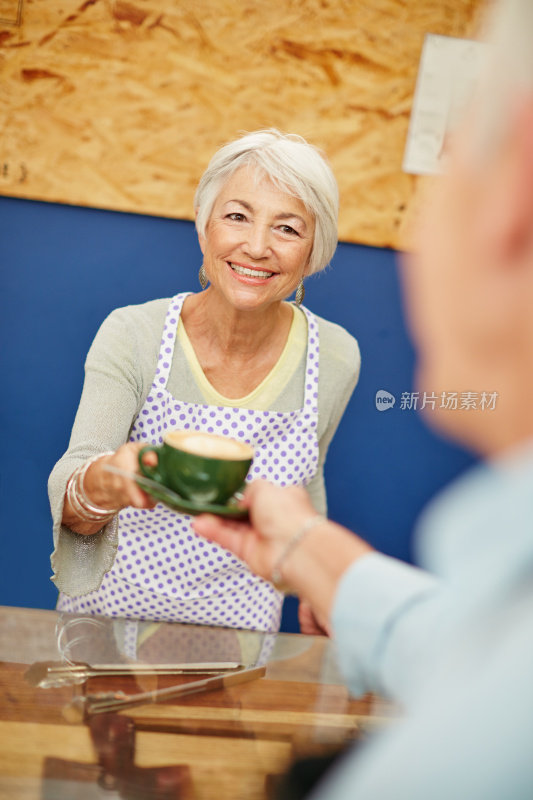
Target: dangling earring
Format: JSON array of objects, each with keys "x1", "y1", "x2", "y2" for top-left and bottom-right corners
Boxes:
[
  {"x1": 294, "y1": 279, "x2": 305, "y2": 306},
  {"x1": 198, "y1": 265, "x2": 208, "y2": 290}
]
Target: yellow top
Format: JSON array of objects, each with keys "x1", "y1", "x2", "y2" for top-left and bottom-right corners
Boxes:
[{"x1": 177, "y1": 304, "x2": 308, "y2": 409}]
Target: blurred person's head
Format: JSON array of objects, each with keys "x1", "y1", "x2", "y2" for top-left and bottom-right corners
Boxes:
[{"x1": 403, "y1": 0, "x2": 533, "y2": 457}]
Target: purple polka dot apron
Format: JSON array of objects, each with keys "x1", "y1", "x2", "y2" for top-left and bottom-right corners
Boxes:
[{"x1": 58, "y1": 293, "x2": 320, "y2": 632}]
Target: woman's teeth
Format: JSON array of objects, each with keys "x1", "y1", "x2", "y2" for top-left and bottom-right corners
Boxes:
[{"x1": 230, "y1": 263, "x2": 274, "y2": 279}]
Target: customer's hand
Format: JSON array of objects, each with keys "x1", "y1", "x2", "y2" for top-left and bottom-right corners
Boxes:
[
  {"x1": 194, "y1": 479, "x2": 372, "y2": 626},
  {"x1": 193, "y1": 480, "x2": 318, "y2": 583}
]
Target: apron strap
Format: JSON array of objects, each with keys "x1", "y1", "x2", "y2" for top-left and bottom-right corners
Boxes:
[
  {"x1": 153, "y1": 292, "x2": 191, "y2": 390},
  {"x1": 299, "y1": 305, "x2": 320, "y2": 416},
  {"x1": 153, "y1": 295, "x2": 320, "y2": 417}
]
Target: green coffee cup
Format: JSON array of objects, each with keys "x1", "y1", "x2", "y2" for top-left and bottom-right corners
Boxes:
[{"x1": 138, "y1": 430, "x2": 254, "y2": 506}]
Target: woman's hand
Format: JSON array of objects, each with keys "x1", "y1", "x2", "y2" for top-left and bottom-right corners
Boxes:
[
  {"x1": 89, "y1": 443, "x2": 158, "y2": 511},
  {"x1": 63, "y1": 442, "x2": 157, "y2": 535},
  {"x1": 298, "y1": 600, "x2": 331, "y2": 636}
]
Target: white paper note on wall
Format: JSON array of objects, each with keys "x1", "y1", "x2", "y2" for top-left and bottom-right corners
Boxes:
[{"x1": 403, "y1": 34, "x2": 488, "y2": 176}]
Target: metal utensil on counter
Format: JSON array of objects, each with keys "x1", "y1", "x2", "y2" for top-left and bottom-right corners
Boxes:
[
  {"x1": 62, "y1": 665, "x2": 266, "y2": 721},
  {"x1": 25, "y1": 660, "x2": 243, "y2": 689}
]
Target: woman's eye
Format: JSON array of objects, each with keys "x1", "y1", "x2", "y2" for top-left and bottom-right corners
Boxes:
[
  {"x1": 227, "y1": 212, "x2": 246, "y2": 222},
  {"x1": 278, "y1": 224, "x2": 298, "y2": 236}
]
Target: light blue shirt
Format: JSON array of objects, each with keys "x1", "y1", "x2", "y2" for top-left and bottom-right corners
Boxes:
[{"x1": 326, "y1": 441, "x2": 533, "y2": 800}]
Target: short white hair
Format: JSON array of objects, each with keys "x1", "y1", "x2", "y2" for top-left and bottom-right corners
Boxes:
[
  {"x1": 485, "y1": 0, "x2": 533, "y2": 87},
  {"x1": 469, "y1": 0, "x2": 533, "y2": 158},
  {"x1": 194, "y1": 129, "x2": 339, "y2": 275}
]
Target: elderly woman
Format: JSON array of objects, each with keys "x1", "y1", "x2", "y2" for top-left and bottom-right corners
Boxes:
[{"x1": 48, "y1": 129, "x2": 360, "y2": 632}]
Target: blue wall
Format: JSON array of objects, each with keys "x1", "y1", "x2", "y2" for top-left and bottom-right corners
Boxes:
[{"x1": 0, "y1": 196, "x2": 476, "y2": 630}]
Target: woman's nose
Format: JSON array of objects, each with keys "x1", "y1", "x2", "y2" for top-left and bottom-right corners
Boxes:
[{"x1": 242, "y1": 224, "x2": 272, "y2": 258}]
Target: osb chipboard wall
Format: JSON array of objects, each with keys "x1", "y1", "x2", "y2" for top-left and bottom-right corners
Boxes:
[{"x1": 1, "y1": 0, "x2": 483, "y2": 248}]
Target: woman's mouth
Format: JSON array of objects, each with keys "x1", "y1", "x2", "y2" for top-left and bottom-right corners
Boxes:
[{"x1": 229, "y1": 263, "x2": 274, "y2": 279}]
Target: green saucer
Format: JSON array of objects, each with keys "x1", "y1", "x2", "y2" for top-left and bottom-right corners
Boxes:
[
  {"x1": 134, "y1": 473, "x2": 249, "y2": 519},
  {"x1": 102, "y1": 463, "x2": 249, "y2": 519}
]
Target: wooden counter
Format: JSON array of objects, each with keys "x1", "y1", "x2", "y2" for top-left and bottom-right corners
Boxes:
[{"x1": 0, "y1": 606, "x2": 396, "y2": 799}]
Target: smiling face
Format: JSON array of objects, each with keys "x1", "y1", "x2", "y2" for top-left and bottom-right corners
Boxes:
[{"x1": 198, "y1": 165, "x2": 315, "y2": 312}]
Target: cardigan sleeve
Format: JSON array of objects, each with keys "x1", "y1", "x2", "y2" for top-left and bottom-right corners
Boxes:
[
  {"x1": 305, "y1": 317, "x2": 361, "y2": 514},
  {"x1": 49, "y1": 302, "x2": 165, "y2": 596}
]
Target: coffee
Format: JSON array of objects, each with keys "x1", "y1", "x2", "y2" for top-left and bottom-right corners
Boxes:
[
  {"x1": 138, "y1": 430, "x2": 254, "y2": 506},
  {"x1": 165, "y1": 430, "x2": 252, "y2": 461}
]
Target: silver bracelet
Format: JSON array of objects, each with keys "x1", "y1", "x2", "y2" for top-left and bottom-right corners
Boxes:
[
  {"x1": 77, "y1": 452, "x2": 119, "y2": 512},
  {"x1": 68, "y1": 452, "x2": 120, "y2": 523},
  {"x1": 67, "y1": 470, "x2": 107, "y2": 522},
  {"x1": 271, "y1": 514, "x2": 326, "y2": 590}
]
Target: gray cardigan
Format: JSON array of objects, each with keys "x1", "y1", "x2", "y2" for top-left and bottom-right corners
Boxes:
[{"x1": 49, "y1": 298, "x2": 361, "y2": 596}]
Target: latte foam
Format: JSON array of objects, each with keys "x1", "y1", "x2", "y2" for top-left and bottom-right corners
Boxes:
[{"x1": 165, "y1": 430, "x2": 253, "y2": 460}]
